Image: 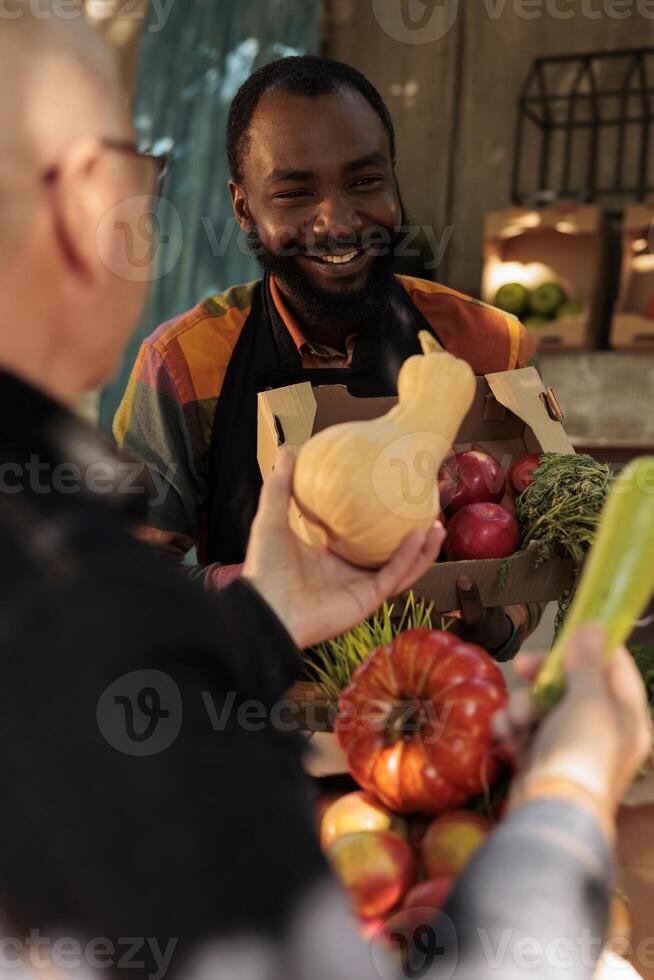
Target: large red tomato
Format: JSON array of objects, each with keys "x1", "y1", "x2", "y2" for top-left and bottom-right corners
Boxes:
[{"x1": 335, "y1": 629, "x2": 507, "y2": 815}]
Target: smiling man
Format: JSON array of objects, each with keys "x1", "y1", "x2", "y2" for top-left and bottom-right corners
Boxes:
[{"x1": 115, "y1": 57, "x2": 535, "y2": 609}]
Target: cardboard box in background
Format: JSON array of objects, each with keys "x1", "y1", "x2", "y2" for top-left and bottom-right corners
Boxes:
[
  {"x1": 258, "y1": 366, "x2": 575, "y2": 614},
  {"x1": 611, "y1": 202, "x2": 654, "y2": 351},
  {"x1": 481, "y1": 204, "x2": 608, "y2": 351}
]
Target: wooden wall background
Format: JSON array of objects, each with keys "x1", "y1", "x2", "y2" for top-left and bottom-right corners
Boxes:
[{"x1": 323, "y1": 0, "x2": 648, "y2": 296}]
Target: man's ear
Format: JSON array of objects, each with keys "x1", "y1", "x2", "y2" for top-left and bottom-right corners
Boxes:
[
  {"x1": 229, "y1": 180, "x2": 251, "y2": 231},
  {"x1": 48, "y1": 137, "x2": 108, "y2": 284}
]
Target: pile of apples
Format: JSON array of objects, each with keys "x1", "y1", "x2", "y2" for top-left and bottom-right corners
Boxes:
[
  {"x1": 437, "y1": 450, "x2": 541, "y2": 561},
  {"x1": 318, "y1": 789, "x2": 493, "y2": 942}
]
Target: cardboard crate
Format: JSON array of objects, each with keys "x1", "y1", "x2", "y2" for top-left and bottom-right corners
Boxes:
[
  {"x1": 611, "y1": 203, "x2": 654, "y2": 351},
  {"x1": 258, "y1": 365, "x2": 575, "y2": 614},
  {"x1": 481, "y1": 204, "x2": 608, "y2": 351}
]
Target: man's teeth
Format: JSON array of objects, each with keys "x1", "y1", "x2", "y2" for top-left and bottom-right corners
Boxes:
[{"x1": 319, "y1": 250, "x2": 360, "y2": 265}]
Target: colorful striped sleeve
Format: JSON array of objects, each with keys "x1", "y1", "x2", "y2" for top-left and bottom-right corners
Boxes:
[
  {"x1": 397, "y1": 275, "x2": 536, "y2": 373},
  {"x1": 113, "y1": 339, "x2": 206, "y2": 542}
]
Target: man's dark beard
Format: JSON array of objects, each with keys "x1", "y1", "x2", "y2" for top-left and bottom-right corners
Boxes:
[{"x1": 245, "y1": 220, "x2": 406, "y2": 344}]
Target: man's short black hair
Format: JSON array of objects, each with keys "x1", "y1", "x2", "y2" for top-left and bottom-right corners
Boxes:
[{"x1": 227, "y1": 55, "x2": 396, "y2": 184}]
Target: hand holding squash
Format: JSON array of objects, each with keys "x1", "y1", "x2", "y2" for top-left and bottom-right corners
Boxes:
[{"x1": 293, "y1": 333, "x2": 476, "y2": 568}]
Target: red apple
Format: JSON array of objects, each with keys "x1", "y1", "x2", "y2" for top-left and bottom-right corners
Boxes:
[
  {"x1": 385, "y1": 876, "x2": 457, "y2": 941},
  {"x1": 314, "y1": 791, "x2": 344, "y2": 834},
  {"x1": 508, "y1": 453, "x2": 541, "y2": 495},
  {"x1": 327, "y1": 830, "x2": 416, "y2": 918},
  {"x1": 403, "y1": 876, "x2": 456, "y2": 912},
  {"x1": 438, "y1": 451, "x2": 506, "y2": 515},
  {"x1": 320, "y1": 791, "x2": 408, "y2": 850},
  {"x1": 356, "y1": 916, "x2": 387, "y2": 942},
  {"x1": 421, "y1": 811, "x2": 492, "y2": 878},
  {"x1": 444, "y1": 502, "x2": 520, "y2": 561}
]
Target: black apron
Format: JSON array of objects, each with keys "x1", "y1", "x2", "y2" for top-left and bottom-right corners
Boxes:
[{"x1": 206, "y1": 273, "x2": 442, "y2": 565}]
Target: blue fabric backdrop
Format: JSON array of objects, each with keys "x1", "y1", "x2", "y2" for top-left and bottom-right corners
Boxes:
[{"x1": 100, "y1": 0, "x2": 321, "y2": 431}]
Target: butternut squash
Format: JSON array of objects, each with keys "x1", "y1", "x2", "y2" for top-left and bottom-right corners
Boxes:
[{"x1": 293, "y1": 332, "x2": 476, "y2": 568}]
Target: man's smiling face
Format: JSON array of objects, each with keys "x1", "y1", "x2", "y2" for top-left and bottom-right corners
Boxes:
[{"x1": 229, "y1": 84, "x2": 404, "y2": 339}]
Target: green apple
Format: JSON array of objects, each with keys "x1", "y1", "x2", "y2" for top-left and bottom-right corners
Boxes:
[
  {"x1": 494, "y1": 283, "x2": 530, "y2": 317},
  {"x1": 523, "y1": 315, "x2": 550, "y2": 328},
  {"x1": 529, "y1": 282, "x2": 567, "y2": 317},
  {"x1": 556, "y1": 301, "x2": 583, "y2": 318}
]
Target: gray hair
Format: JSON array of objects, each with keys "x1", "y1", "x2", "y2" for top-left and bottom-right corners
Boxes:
[{"x1": 0, "y1": 3, "x2": 121, "y2": 236}]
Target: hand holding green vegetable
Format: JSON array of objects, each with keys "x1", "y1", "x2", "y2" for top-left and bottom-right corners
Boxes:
[{"x1": 495, "y1": 625, "x2": 653, "y2": 835}]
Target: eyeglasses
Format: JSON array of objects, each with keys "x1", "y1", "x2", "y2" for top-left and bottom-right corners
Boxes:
[
  {"x1": 102, "y1": 138, "x2": 172, "y2": 196},
  {"x1": 43, "y1": 137, "x2": 173, "y2": 197}
]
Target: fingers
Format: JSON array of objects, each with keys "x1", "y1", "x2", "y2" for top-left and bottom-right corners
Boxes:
[
  {"x1": 606, "y1": 645, "x2": 651, "y2": 713},
  {"x1": 492, "y1": 697, "x2": 536, "y2": 774},
  {"x1": 563, "y1": 623, "x2": 609, "y2": 699},
  {"x1": 256, "y1": 450, "x2": 296, "y2": 528},
  {"x1": 606, "y1": 646, "x2": 654, "y2": 764},
  {"x1": 373, "y1": 530, "x2": 425, "y2": 601},
  {"x1": 389, "y1": 523, "x2": 447, "y2": 596},
  {"x1": 513, "y1": 650, "x2": 548, "y2": 683},
  {"x1": 492, "y1": 689, "x2": 537, "y2": 747}
]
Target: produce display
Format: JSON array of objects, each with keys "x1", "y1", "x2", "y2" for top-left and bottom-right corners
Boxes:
[
  {"x1": 494, "y1": 281, "x2": 583, "y2": 327},
  {"x1": 293, "y1": 331, "x2": 476, "y2": 568},
  {"x1": 320, "y1": 790, "x2": 492, "y2": 941},
  {"x1": 334, "y1": 628, "x2": 507, "y2": 815},
  {"x1": 321, "y1": 785, "x2": 634, "y2": 950},
  {"x1": 304, "y1": 440, "x2": 654, "y2": 957},
  {"x1": 306, "y1": 457, "x2": 654, "y2": 957}
]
